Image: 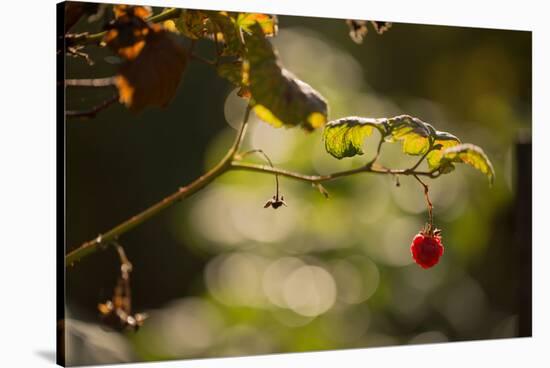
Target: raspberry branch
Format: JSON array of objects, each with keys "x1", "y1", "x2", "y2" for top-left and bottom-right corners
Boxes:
[{"x1": 66, "y1": 110, "x2": 441, "y2": 266}]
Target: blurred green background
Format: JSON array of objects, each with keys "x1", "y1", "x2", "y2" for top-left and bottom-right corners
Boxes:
[{"x1": 64, "y1": 5, "x2": 531, "y2": 365}]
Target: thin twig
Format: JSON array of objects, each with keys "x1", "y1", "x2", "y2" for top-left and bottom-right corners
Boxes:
[
  {"x1": 65, "y1": 77, "x2": 116, "y2": 87},
  {"x1": 230, "y1": 161, "x2": 438, "y2": 184},
  {"x1": 66, "y1": 94, "x2": 119, "y2": 119},
  {"x1": 413, "y1": 174, "x2": 433, "y2": 229},
  {"x1": 113, "y1": 241, "x2": 132, "y2": 279},
  {"x1": 409, "y1": 141, "x2": 435, "y2": 172},
  {"x1": 366, "y1": 136, "x2": 385, "y2": 168},
  {"x1": 238, "y1": 149, "x2": 279, "y2": 196}
]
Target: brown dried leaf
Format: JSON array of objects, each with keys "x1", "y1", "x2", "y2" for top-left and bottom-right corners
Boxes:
[
  {"x1": 346, "y1": 19, "x2": 392, "y2": 44},
  {"x1": 115, "y1": 27, "x2": 188, "y2": 113},
  {"x1": 346, "y1": 19, "x2": 368, "y2": 44},
  {"x1": 113, "y1": 4, "x2": 151, "y2": 19},
  {"x1": 370, "y1": 21, "x2": 392, "y2": 34},
  {"x1": 104, "y1": 27, "x2": 148, "y2": 60},
  {"x1": 103, "y1": 5, "x2": 152, "y2": 60}
]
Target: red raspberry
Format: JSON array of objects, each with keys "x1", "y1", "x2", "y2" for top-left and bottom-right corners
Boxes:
[{"x1": 410, "y1": 232, "x2": 444, "y2": 269}]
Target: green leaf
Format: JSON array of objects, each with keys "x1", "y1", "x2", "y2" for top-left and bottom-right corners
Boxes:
[
  {"x1": 243, "y1": 23, "x2": 328, "y2": 131},
  {"x1": 175, "y1": 11, "x2": 277, "y2": 57},
  {"x1": 205, "y1": 11, "x2": 243, "y2": 56},
  {"x1": 439, "y1": 143, "x2": 495, "y2": 184},
  {"x1": 385, "y1": 115, "x2": 434, "y2": 155},
  {"x1": 384, "y1": 115, "x2": 461, "y2": 168},
  {"x1": 175, "y1": 10, "x2": 242, "y2": 56},
  {"x1": 323, "y1": 117, "x2": 385, "y2": 159},
  {"x1": 426, "y1": 131, "x2": 461, "y2": 169}
]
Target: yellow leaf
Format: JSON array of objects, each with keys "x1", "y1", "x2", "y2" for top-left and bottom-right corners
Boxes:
[
  {"x1": 237, "y1": 13, "x2": 278, "y2": 36},
  {"x1": 440, "y1": 143, "x2": 495, "y2": 184}
]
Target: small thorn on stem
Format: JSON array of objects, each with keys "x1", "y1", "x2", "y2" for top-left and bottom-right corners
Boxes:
[{"x1": 313, "y1": 182, "x2": 330, "y2": 199}]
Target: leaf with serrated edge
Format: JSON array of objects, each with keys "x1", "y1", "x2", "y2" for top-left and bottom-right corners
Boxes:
[
  {"x1": 426, "y1": 131, "x2": 461, "y2": 169},
  {"x1": 323, "y1": 117, "x2": 386, "y2": 159},
  {"x1": 243, "y1": 23, "x2": 327, "y2": 131},
  {"x1": 439, "y1": 143, "x2": 495, "y2": 184},
  {"x1": 385, "y1": 115, "x2": 461, "y2": 166},
  {"x1": 385, "y1": 115, "x2": 433, "y2": 155}
]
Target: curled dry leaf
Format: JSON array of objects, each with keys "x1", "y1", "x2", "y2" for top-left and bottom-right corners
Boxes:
[
  {"x1": 103, "y1": 5, "x2": 152, "y2": 60},
  {"x1": 370, "y1": 21, "x2": 392, "y2": 35},
  {"x1": 243, "y1": 23, "x2": 328, "y2": 131},
  {"x1": 346, "y1": 20, "x2": 368, "y2": 44},
  {"x1": 346, "y1": 19, "x2": 392, "y2": 44},
  {"x1": 115, "y1": 27, "x2": 187, "y2": 113},
  {"x1": 104, "y1": 6, "x2": 188, "y2": 113}
]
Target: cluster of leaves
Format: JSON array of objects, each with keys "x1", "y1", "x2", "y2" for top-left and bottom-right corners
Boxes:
[
  {"x1": 64, "y1": 4, "x2": 494, "y2": 182},
  {"x1": 166, "y1": 8, "x2": 328, "y2": 130},
  {"x1": 65, "y1": 4, "x2": 329, "y2": 129},
  {"x1": 323, "y1": 115, "x2": 495, "y2": 183}
]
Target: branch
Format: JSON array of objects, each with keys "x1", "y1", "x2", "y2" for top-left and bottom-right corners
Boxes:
[
  {"x1": 66, "y1": 94, "x2": 119, "y2": 119},
  {"x1": 65, "y1": 106, "x2": 251, "y2": 266},
  {"x1": 67, "y1": 107, "x2": 443, "y2": 266},
  {"x1": 65, "y1": 77, "x2": 116, "y2": 87},
  {"x1": 229, "y1": 161, "x2": 438, "y2": 184}
]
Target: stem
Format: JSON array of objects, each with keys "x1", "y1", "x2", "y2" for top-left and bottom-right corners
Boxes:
[
  {"x1": 230, "y1": 161, "x2": 438, "y2": 184},
  {"x1": 238, "y1": 149, "x2": 279, "y2": 198},
  {"x1": 67, "y1": 107, "x2": 441, "y2": 265},
  {"x1": 409, "y1": 141, "x2": 435, "y2": 172},
  {"x1": 65, "y1": 106, "x2": 251, "y2": 266},
  {"x1": 66, "y1": 94, "x2": 119, "y2": 119},
  {"x1": 114, "y1": 242, "x2": 132, "y2": 278},
  {"x1": 65, "y1": 77, "x2": 116, "y2": 87},
  {"x1": 366, "y1": 136, "x2": 385, "y2": 167},
  {"x1": 413, "y1": 174, "x2": 433, "y2": 230}
]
